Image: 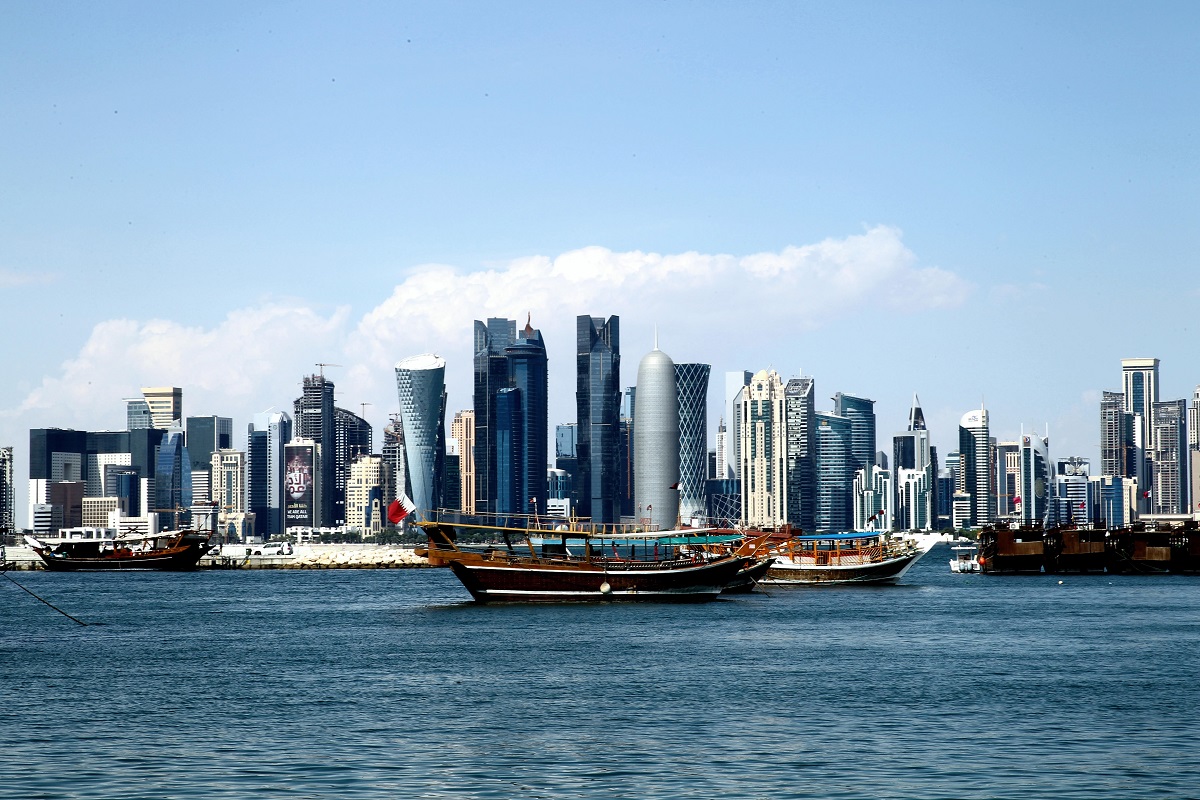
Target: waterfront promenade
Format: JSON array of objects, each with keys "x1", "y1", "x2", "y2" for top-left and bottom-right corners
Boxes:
[{"x1": 2, "y1": 542, "x2": 430, "y2": 571}]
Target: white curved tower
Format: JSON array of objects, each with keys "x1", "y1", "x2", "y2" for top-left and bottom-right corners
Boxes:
[
  {"x1": 395, "y1": 354, "x2": 447, "y2": 519},
  {"x1": 634, "y1": 345, "x2": 679, "y2": 530}
]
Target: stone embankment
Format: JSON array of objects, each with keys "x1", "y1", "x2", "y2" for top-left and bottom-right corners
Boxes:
[{"x1": 203, "y1": 543, "x2": 430, "y2": 570}]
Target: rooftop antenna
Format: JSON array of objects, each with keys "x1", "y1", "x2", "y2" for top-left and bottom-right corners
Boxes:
[{"x1": 654, "y1": 325, "x2": 659, "y2": 351}]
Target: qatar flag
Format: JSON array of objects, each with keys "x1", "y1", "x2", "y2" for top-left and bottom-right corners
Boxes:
[{"x1": 387, "y1": 493, "x2": 417, "y2": 524}]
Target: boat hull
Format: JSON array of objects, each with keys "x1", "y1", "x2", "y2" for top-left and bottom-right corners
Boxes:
[
  {"x1": 447, "y1": 555, "x2": 748, "y2": 603},
  {"x1": 33, "y1": 533, "x2": 211, "y2": 572},
  {"x1": 761, "y1": 550, "x2": 925, "y2": 585},
  {"x1": 721, "y1": 557, "x2": 776, "y2": 593}
]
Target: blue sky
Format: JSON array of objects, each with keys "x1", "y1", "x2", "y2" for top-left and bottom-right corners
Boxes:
[{"x1": 3, "y1": 2, "x2": 1199, "y2": 525}]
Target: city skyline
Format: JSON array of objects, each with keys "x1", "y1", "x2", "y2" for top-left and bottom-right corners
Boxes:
[{"x1": 3, "y1": 5, "x2": 1199, "y2": 525}]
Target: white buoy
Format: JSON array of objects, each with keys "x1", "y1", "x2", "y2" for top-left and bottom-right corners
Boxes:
[
  {"x1": 1058, "y1": 580, "x2": 1064, "y2": 585},
  {"x1": 599, "y1": 582, "x2": 612, "y2": 594}
]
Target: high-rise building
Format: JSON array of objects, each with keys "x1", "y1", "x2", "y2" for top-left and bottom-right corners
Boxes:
[
  {"x1": 504, "y1": 319, "x2": 549, "y2": 518},
  {"x1": 958, "y1": 407, "x2": 994, "y2": 527},
  {"x1": 186, "y1": 415, "x2": 233, "y2": 503},
  {"x1": 832, "y1": 392, "x2": 876, "y2": 477},
  {"x1": 784, "y1": 376, "x2": 816, "y2": 532},
  {"x1": 1016, "y1": 434, "x2": 1051, "y2": 526},
  {"x1": 814, "y1": 411, "x2": 853, "y2": 532},
  {"x1": 154, "y1": 431, "x2": 192, "y2": 522},
  {"x1": 714, "y1": 418, "x2": 728, "y2": 482},
  {"x1": 1122, "y1": 358, "x2": 1160, "y2": 419},
  {"x1": 634, "y1": 345, "x2": 680, "y2": 529},
  {"x1": 0, "y1": 446, "x2": 13, "y2": 538},
  {"x1": 395, "y1": 354, "x2": 447, "y2": 519},
  {"x1": 674, "y1": 363, "x2": 710, "y2": 522},
  {"x1": 141, "y1": 387, "x2": 183, "y2": 428},
  {"x1": 740, "y1": 370, "x2": 787, "y2": 528},
  {"x1": 1190, "y1": 387, "x2": 1200, "y2": 517},
  {"x1": 619, "y1": 389, "x2": 635, "y2": 518},
  {"x1": 451, "y1": 410, "x2": 477, "y2": 514},
  {"x1": 853, "y1": 464, "x2": 891, "y2": 531},
  {"x1": 891, "y1": 394, "x2": 933, "y2": 531},
  {"x1": 1151, "y1": 399, "x2": 1188, "y2": 514},
  {"x1": 473, "y1": 317, "x2": 516, "y2": 516},
  {"x1": 1054, "y1": 457, "x2": 1092, "y2": 526},
  {"x1": 1100, "y1": 391, "x2": 1135, "y2": 479},
  {"x1": 125, "y1": 398, "x2": 152, "y2": 430},
  {"x1": 294, "y1": 374, "x2": 336, "y2": 527},
  {"x1": 333, "y1": 407, "x2": 373, "y2": 524},
  {"x1": 381, "y1": 414, "x2": 407, "y2": 509},
  {"x1": 246, "y1": 410, "x2": 291, "y2": 538},
  {"x1": 576, "y1": 315, "x2": 621, "y2": 525},
  {"x1": 994, "y1": 440, "x2": 1020, "y2": 518},
  {"x1": 210, "y1": 449, "x2": 246, "y2": 514},
  {"x1": 346, "y1": 455, "x2": 387, "y2": 533},
  {"x1": 726, "y1": 371, "x2": 753, "y2": 480}
]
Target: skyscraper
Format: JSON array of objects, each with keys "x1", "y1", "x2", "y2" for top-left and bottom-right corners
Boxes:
[
  {"x1": 674, "y1": 362, "x2": 710, "y2": 522},
  {"x1": 210, "y1": 449, "x2": 246, "y2": 514},
  {"x1": 381, "y1": 414, "x2": 406, "y2": 509},
  {"x1": 125, "y1": 398, "x2": 152, "y2": 430},
  {"x1": 1016, "y1": 434, "x2": 1051, "y2": 526},
  {"x1": 504, "y1": 320, "x2": 549, "y2": 518},
  {"x1": 333, "y1": 407, "x2": 373, "y2": 525},
  {"x1": 814, "y1": 411, "x2": 853, "y2": 532},
  {"x1": 832, "y1": 392, "x2": 876, "y2": 477},
  {"x1": 154, "y1": 431, "x2": 192, "y2": 521},
  {"x1": 0, "y1": 446, "x2": 13, "y2": 538},
  {"x1": 1100, "y1": 390, "x2": 1135, "y2": 479},
  {"x1": 958, "y1": 407, "x2": 994, "y2": 527},
  {"x1": 473, "y1": 317, "x2": 516, "y2": 516},
  {"x1": 784, "y1": 376, "x2": 816, "y2": 532},
  {"x1": 739, "y1": 369, "x2": 787, "y2": 528},
  {"x1": 576, "y1": 315, "x2": 621, "y2": 525},
  {"x1": 395, "y1": 354, "x2": 447, "y2": 518},
  {"x1": 451, "y1": 410, "x2": 477, "y2": 514},
  {"x1": 853, "y1": 463, "x2": 891, "y2": 531},
  {"x1": 725, "y1": 371, "x2": 753, "y2": 480},
  {"x1": 247, "y1": 409, "x2": 291, "y2": 538},
  {"x1": 294, "y1": 374, "x2": 336, "y2": 526},
  {"x1": 141, "y1": 387, "x2": 183, "y2": 428},
  {"x1": 891, "y1": 394, "x2": 933, "y2": 531},
  {"x1": 634, "y1": 344, "x2": 680, "y2": 529},
  {"x1": 1151, "y1": 399, "x2": 1188, "y2": 514},
  {"x1": 186, "y1": 415, "x2": 233, "y2": 503}
]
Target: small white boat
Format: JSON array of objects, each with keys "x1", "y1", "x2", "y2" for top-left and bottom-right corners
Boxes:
[{"x1": 949, "y1": 545, "x2": 980, "y2": 573}]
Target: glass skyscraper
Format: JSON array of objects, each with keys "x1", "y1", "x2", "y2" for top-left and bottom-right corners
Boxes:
[
  {"x1": 473, "y1": 318, "x2": 516, "y2": 516},
  {"x1": 814, "y1": 411, "x2": 852, "y2": 532},
  {"x1": 294, "y1": 374, "x2": 336, "y2": 526},
  {"x1": 395, "y1": 354, "x2": 447, "y2": 519},
  {"x1": 785, "y1": 377, "x2": 816, "y2": 532},
  {"x1": 674, "y1": 362, "x2": 710, "y2": 522},
  {"x1": 576, "y1": 315, "x2": 621, "y2": 525}
]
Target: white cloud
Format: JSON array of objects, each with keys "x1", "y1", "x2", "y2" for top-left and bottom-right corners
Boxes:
[{"x1": 1, "y1": 226, "x2": 970, "y2": 527}]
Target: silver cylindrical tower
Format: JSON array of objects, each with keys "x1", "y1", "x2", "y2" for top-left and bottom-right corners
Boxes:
[{"x1": 634, "y1": 346, "x2": 679, "y2": 530}]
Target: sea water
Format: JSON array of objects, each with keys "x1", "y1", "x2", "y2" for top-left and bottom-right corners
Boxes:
[{"x1": 2, "y1": 544, "x2": 1199, "y2": 799}]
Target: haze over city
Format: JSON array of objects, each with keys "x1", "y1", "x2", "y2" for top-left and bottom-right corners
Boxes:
[{"x1": 3, "y1": 3, "x2": 1198, "y2": 527}]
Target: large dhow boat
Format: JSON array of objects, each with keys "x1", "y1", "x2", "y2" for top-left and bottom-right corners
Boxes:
[
  {"x1": 748, "y1": 528, "x2": 937, "y2": 585},
  {"x1": 416, "y1": 518, "x2": 763, "y2": 603},
  {"x1": 25, "y1": 528, "x2": 214, "y2": 571}
]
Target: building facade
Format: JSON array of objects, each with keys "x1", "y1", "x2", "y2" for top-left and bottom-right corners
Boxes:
[
  {"x1": 739, "y1": 370, "x2": 787, "y2": 528},
  {"x1": 674, "y1": 362, "x2": 710, "y2": 522},
  {"x1": 958, "y1": 407, "x2": 994, "y2": 527},
  {"x1": 785, "y1": 376, "x2": 816, "y2": 533},
  {"x1": 293, "y1": 374, "x2": 336, "y2": 527},
  {"x1": 576, "y1": 315, "x2": 621, "y2": 524},
  {"x1": 634, "y1": 346, "x2": 680, "y2": 529},
  {"x1": 395, "y1": 354, "x2": 447, "y2": 519},
  {"x1": 814, "y1": 411, "x2": 853, "y2": 532}
]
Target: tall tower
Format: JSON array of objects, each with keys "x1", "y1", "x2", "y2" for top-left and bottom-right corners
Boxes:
[
  {"x1": 451, "y1": 410, "x2": 477, "y2": 514},
  {"x1": 739, "y1": 369, "x2": 787, "y2": 528},
  {"x1": 0, "y1": 446, "x2": 13, "y2": 537},
  {"x1": 186, "y1": 415, "x2": 233, "y2": 503},
  {"x1": 473, "y1": 318, "x2": 516, "y2": 515},
  {"x1": 1151, "y1": 399, "x2": 1188, "y2": 514},
  {"x1": 333, "y1": 407, "x2": 372, "y2": 525},
  {"x1": 504, "y1": 319, "x2": 549, "y2": 518},
  {"x1": 784, "y1": 376, "x2": 816, "y2": 532},
  {"x1": 1016, "y1": 434, "x2": 1051, "y2": 526},
  {"x1": 634, "y1": 344, "x2": 680, "y2": 529},
  {"x1": 832, "y1": 392, "x2": 876, "y2": 478},
  {"x1": 395, "y1": 354, "x2": 447, "y2": 519},
  {"x1": 141, "y1": 387, "x2": 183, "y2": 428},
  {"x1": 814, "y1": 411, "x2": 853, "y2": 532},
  {"x1": 958, "y1": 407, "x2": 993, "y2": 527},
  {"x1": 576, "y1": 315, "x2": 621, "y2": 525},
  {"x1": 247, "y1": 409, "x2": 291, "y2": 538},
  {"x1": 674, "y1": 362, "x2": 710, "y2": 522},
  {"x1": 892, "y1": 394, "x2": 933, "y2": 530},
  {"x1": 294, "y1": 374, "x2": 336, "y2": 526}
]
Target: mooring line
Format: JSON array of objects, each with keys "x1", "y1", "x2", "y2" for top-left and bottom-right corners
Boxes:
[{"x1": 1, "y1": 570, "x2": 90, "y2": 626}]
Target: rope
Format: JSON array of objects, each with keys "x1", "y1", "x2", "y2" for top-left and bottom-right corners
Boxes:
[{"x1": 1, "y1": 569, "x2": 90, "y2": 626}]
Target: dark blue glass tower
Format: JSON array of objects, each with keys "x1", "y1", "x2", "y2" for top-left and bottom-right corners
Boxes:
[
  {"x1": 505, "y1": 325, "x2": 548, "y2": 517},
  {"x1": 576, "y1": 315, "x2": 620, "y2": 525}
]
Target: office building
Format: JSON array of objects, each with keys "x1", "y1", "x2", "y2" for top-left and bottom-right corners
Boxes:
[
  {"x1": 472, "y1": 317, "x2": 516, "y2": 515},
  {"x1": 381, "y1": 414, "x2": 406, "y2": 509},
  {"x1": 634, "y1": 344, "x2": 680, "y2": 529},
  {"x1": 1016, "y1": 434, "x2": 1051, "y2": 526},
  {"x1": 246, "y1": 410, "x2": 291, "y2": 538},
  {"x1": 395, "y1": 354, "x2": 447, "y2": 518},
  {"x1": 210, "y1": 449, "x2": 246, "y2": 514},
  {"x1": 739, "y1": 370, "x2": 787, "y2": 528},
  {"x1": 714, "y1": 418, "x2": 729, "y2": 481},
  {"x1": 891, "y1": 394, "x2": 933, "y2": 531},
  {"x1": 674, "y1": 362, "x2": 710, "y2": 522},
  {"x1": 186, "y1": 415, "x2": 233, "y2": 503},
  {"x1": 154, "y1": 431, "x2": 192, "y2": 522},
  {"x1": 576, "y1": 315, "x2": 621, "y2": 524},
  {"x1": 0, "y1": 446, "x2": 13, "y2": 537},
  {"x1": 504, "y1": 319, "x2": 549, "y2": 518},
  {"x1": 958, "y1": 407, "x2": 994, "y2": 527},
  {"x1": 785, "y1": 376, "x2": 816, "y2": 533},
  {"x1": 347, "y1": 455, "x2": 387, "y2": 532},
  {"x1": 994, "y1": 440, "x2": 1020, "y2": 518},
  {"x1": 293, "y1": 373, "x2": 336, "y2": 526},
  {"x1": 451, "y1": 410, "x2": 477, "y2": 514},
  {"x1": 1100, "y1": 391, "x2": 1135, "y2": 479},
  {"x1": 334, "y1": 407, "x2": 373, "y2": 524},
  {"x1": 853, "y1": 464, "x2": 891, "y2": 531},
  {"x1": 832, "y1": 392, "x2": 876, "y2": 477},
  {"x1": 814, "y1": 411, "x2": 853, "y2": 532},
  {"x1": 141, "y1": 387, "x2": 183, "y2": 428},
  {"x1": 125, "y1": 398, "x2": 152, "y2": 430},
  {"x1": 1151, "y1": 399, "x2": 1188, "y2": 514}
]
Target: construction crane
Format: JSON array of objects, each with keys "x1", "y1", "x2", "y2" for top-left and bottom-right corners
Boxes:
[{"x1": 316, "y1": 362, "x2": 342, "y2": 378}]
